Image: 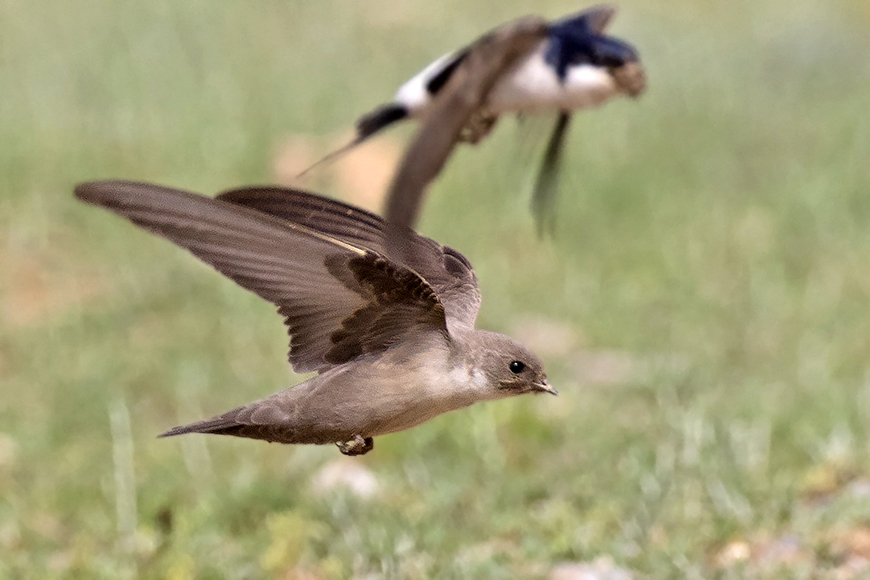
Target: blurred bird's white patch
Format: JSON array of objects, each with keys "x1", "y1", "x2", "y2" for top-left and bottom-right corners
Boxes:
[
  {"x1": 549, "y1": 557, "x2": 638, "y2": 580},
  {"x1": 311, "y1": 458, "x2": 379, "y2": 499}
]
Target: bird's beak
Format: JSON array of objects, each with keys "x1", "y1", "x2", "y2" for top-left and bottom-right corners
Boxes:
[{"x1": 533, "y1": 381, "x2": 558, "y2": 396}]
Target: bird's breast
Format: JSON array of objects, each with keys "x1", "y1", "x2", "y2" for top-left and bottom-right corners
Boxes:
[
  {"x1": 359, "y1": 354, "x2": 489, "y2": 435},
  {"x1": 426, "y1": 362, "x2": 489, "y2": 401},
  {"x1": 485, "y1": 47, "x2": 619, "y2": 113}
]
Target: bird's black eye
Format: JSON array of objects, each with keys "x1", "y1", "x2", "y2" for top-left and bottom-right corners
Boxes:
[{"x1": 509, "y1": 361, "x2": 525, "y2": 374}]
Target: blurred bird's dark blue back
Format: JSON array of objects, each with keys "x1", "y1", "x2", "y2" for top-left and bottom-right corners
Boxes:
[{"x1": 546, "y1": 15, "x2": 640, "y2": 81}]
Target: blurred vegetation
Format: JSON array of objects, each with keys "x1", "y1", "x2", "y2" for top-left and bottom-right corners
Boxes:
[{"x1": 2, "y1": 0, "x2": 869, "y2": 577}]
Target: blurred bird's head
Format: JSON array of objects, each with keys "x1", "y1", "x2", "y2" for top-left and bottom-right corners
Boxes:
[{"x1": 547, "y1": 6, "x2": 647, "y2": 97}]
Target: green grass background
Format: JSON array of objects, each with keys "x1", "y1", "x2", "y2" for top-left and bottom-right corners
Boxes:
[{"x1": 2, "y1": 0, "x2": 869, "y2": 577}]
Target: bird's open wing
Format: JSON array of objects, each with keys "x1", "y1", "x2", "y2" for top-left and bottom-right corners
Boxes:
[
  {"x1": 382, "y1": 15, "x2": 549, "y2": 229},
  {"x1": 217, "y1": 186, "x2": 482, "y2": 329},
  {"x1": 75, "y1": 181, "x2": 449, "y2": 373}
]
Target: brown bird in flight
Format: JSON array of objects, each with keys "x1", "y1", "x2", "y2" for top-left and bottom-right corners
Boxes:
[{"x1": 76, "y1": 181, "x2": 554, "y2": 456}]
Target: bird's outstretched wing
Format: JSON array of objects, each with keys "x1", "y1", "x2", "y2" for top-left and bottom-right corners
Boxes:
[
  {"x1": 383, "y1": 15, "x2": 549, "y2": 229},
  {"x1": 217, "y1": 186, "x2": 482, "y2": 329},
  {"x1": 75, "y1": 181, "x2": 450, "y2": 373}
]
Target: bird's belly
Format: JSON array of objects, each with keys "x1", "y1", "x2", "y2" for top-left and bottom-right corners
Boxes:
[
  {"x1": 486, "y1": 57, "x2": 618, "y2": 113},
  {"x1": 295, "y1": 347, "x2": 479, "y2": 439},
  {"x1": 368, "y1": 399, "x2": 464, "y2": 437},
  {"x1": 364, "y1": 364, "x2": 483, "y2": 437}
]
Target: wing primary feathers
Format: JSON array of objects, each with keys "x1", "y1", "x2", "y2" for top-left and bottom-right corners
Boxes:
[
  {"x1": 217, "y1": 186, "x2": 483, "y2": 328},
  {"x1": 75, "y1": 180, "x2": 462, "y2": 372}
]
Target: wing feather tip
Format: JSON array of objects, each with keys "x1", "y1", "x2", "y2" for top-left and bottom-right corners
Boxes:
[
  {"x1": 75, "y1": 180, "x2": 154, "y2": 207},
  {"x1": 74, "y1": 181, "x2": 114, "y2": 204}
]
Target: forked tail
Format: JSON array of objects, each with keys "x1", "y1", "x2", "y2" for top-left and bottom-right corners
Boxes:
[{"x1": 297, "y1": 103, "x2": 409, "y2": 177}]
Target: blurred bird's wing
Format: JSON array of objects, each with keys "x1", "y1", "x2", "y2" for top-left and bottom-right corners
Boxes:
[
  {"x1": 383, "y1": 15, "x2": 549, "y2": 229},
  {"x1": 75, "y1": 181, "x2": 451, "y2": 373},
  {"x1": 551, "y1": 5, "x2": 617, "y2": 34},
  {"x1": 217, "y1": 186, "x2": 482, "y2": 329}
]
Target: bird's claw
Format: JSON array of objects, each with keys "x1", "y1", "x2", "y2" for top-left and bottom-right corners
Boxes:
[
  {"x1": 460, "y1": 111, "x2": 498, "y2": 144},
  {"x1": 335, "y1": 435, "x2": 374, "y2": 456}
]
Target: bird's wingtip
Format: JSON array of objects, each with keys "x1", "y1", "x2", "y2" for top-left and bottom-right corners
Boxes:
[
  {"x1": 74, "y1": 180, "x2": 139, "y2": 204},
  {"x1": 74, "y1": 181, "x2": 106, "y2": 202}
]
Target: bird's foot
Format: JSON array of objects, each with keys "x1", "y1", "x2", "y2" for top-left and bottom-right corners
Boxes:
[
  {"x1": 335, "y1": 435, "x2": 374, "y2": 456},
  {"x1": 460, "y1": 112, "x2": 498, "y2": 144}
]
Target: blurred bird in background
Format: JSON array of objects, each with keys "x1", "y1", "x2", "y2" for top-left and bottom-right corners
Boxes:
[
  {"x1": 304, "y1": 5, "x2": 647, "y2": 232},
  {"x1": 75, "y1": 181, "x2": 554, "y2": 456}
]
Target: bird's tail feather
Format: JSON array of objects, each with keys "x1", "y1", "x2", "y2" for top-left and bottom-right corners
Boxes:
[
  {"x1": 297, "y1": 103, "x2": 409, "y2": 177},
  {"x1": 159, "y1": 413, "x2": 244, "y2": 438},
  {"x1": 356, "y1": 103, "x2": 409, "y2": 140},
  {"x1": 158, "y1": 404, "x2": 306, "y2": 444},
  {"x1": 531, "y1": 112, "x2": 572, "y2": 236}
]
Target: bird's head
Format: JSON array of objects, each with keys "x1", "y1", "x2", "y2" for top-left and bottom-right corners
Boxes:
[
  {"x1": 471, "y1": 331, "x2": 555, "y2": 398},
  {"x1": 548, "y1": 6, "x2": 647, "y2": 97}
]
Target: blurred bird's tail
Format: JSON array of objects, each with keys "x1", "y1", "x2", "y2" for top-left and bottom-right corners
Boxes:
[
  {"x1": 531, "y1": 112, "x2": 572, "y2": 237},
  {"x1": 297, "y1": 103, "x2": 409, "y2": 177},
  {"x1": 356, "y1": 103, "x2": 409, "y2": 140}
]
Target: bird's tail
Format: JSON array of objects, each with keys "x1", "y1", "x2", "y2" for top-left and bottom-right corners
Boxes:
[
  {"x1": 531, "y1": 112, "x2": 572, "y2": 236},
  {"x1": 159, "y1": 413, "x2": 244, "y2": 438},
  {"x1": 297, "y1": 103, "x2": 409, "y2": 178},
  {"x1": 158, "y1": 400, "x2": 305, "y2": 444}
]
